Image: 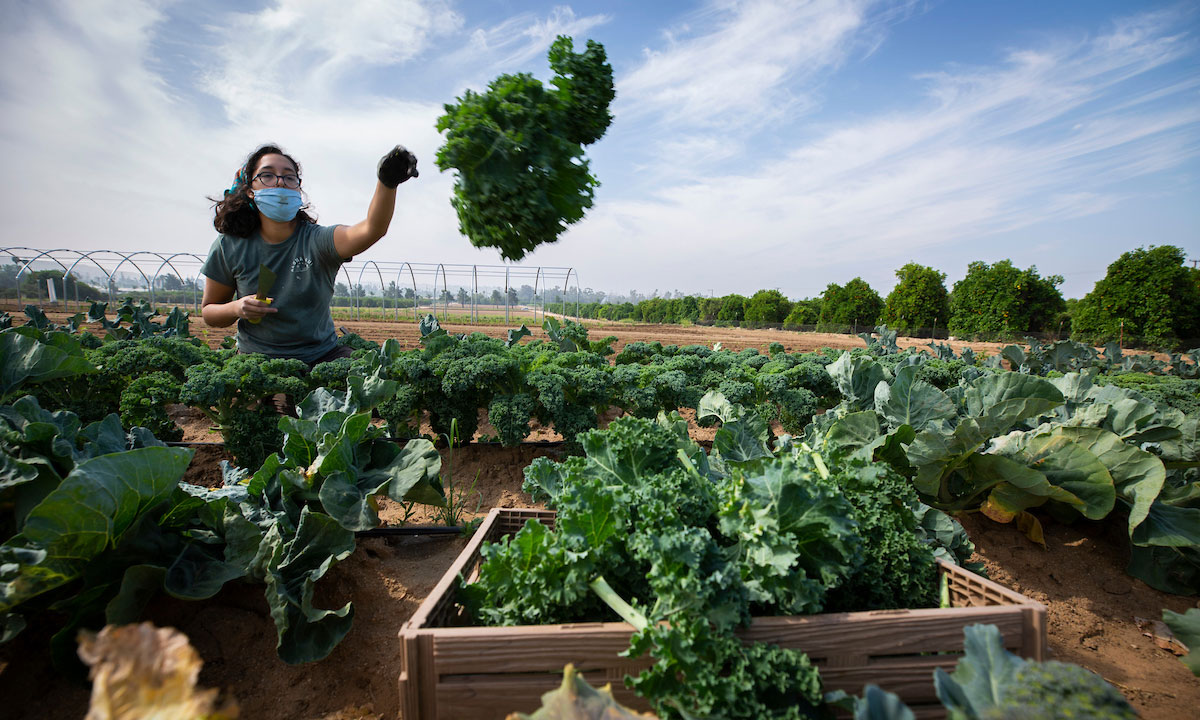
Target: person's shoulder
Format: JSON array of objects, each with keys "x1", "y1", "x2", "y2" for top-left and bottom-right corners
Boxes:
[
  {"x1": 299, "y1": 221, "x2": 339, "y2": 250},
  {"x1": 300, "y1": 221, "x2": 338, "y2": 235}
]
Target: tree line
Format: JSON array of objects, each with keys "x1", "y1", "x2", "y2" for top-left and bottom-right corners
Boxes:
[{"x1": 571, "y1": 246, "x2": 1200, "y2": 349}]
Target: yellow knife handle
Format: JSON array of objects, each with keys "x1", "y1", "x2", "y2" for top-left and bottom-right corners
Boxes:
[{"x1": 247, "y1": 297, "x2": 273, "y2": 324}]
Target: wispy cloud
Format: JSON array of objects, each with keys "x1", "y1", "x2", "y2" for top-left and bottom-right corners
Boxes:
[
  {"x1": 200, "y1": 0, "x2": 464, "y2": 122},
  {"x1": 438, "y1": 5, "x2": 610, "y2": 90},
  {"x1": 539, "y1": 6, "x2": 1200, "y2": 298},
  {"x1": 0, "y1": 1, "x2": 1195, "y2": 303}
]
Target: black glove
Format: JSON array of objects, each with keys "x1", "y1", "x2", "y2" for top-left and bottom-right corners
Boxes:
[{"x1": 377, "y1": 145, "x2": 419, "y2": 188}]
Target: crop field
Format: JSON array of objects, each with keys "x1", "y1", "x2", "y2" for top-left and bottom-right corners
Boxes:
[{"x1": 0, "y1": 301, "x2": 1197, "y2": 720}]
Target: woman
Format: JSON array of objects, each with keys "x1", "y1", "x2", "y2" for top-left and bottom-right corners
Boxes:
[{"x1": 201, "y1": 143, "x2": 417, "y2": 365}]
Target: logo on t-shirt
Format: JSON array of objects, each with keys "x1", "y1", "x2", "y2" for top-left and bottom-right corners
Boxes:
[{"x1": 291, "y1": 256, "x2": 313, "y2": 274}]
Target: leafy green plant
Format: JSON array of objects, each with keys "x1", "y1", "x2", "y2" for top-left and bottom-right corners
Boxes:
[
  {"x1": 178, "y1": 352, "x2": 310, "y2": 468},
  {"x1": 934, "y1": 624, "x2": 1136, "y2": 719},
  {"x1": 464, "y1": 409, "x2": 953, "y2": 719},
  {"x1": 436, "y1": 418, "x2": 482, "y2": 527},
  {"x1": 743, "y1": 289, "x2": 792, "y2": 325},
  {"x1": 948, "y1": 260, "x2": 1065, "y2": 337},
  {"x1": 1072, "y1": 245, "x2": 1200, "y2": 349},
  {"x1": 1162, "y1": 608, "x2": 1200, "y2": 676},
  {"x1": 882, "y1": 263, "x2": 951, "y2": 334},
  {"x1": 819, "y1": 277, "x2": 883, "y2": 328},
  {"x1": 435, "y1": 36, "x2": 615, "y2": 261}
]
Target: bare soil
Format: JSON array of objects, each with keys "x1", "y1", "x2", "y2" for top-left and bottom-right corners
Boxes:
[
  {"x1": 1, "y1": 317, "x2": 1196, "y2": 719},
  {"x1": 192, "y1": 315, "x2": 1018, "y2": 357}
]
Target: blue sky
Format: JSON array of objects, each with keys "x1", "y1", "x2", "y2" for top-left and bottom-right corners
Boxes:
[{"x1": 1, "y1": 0, "x2": 1197, "y2": 301}]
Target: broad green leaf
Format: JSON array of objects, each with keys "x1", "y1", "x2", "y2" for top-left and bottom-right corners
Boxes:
[
  {"x1": 1, "y1": 447, "x2": 193, "y2": 611},
  {"x1": 994, "y1": 430, "x2": 1115, "y2": 519},
  {"x1": 821, "y1": 411, "x2": 885, "y2": 455},
  {"x1": 0, "y1": 452, "x2": 38, "y2": 491},
  {"x1": 383, "y1": 438, "x2": 445, "y2": 506},
  {"x1": 504, "y1": 325, "x2": 532, "y2": 348},
  {"x1": 297, "y1": 387, "x2": 353, "y2": 420},
  {"x1": 976, "y1": 461, "x2": 1060, "y2": 522},
  {"x1": 77, "y1": 414, "x2": 128, "y2": 457},
  {"x1": 908, "y1": 418, "x2": 991, "y2": 499},
  {"x1": 0, "y1": 329, "x2": 95, "y2": 401},
  {"x1": 871, "y1": 425, "x2": 916, "y2": 472},
  {"x1": 934, "y1": 624, "x2": 1026, "y2": 717},
  {"x1": 1159, "y1": 416, "x2": 1200, "y2": 464},
  {"x1": 580, "y1": 418, "x2": 679, "y2": 488},
  {"x1": 106, "y1": 564, "x2": 168, "y2": 623},
  {"x1": 964, "y1": 373, "x2": 1063, "y2": 437},
  {"x1": 523, "y1": 456, "x2": 572, "y2": 505},
  {"x1": 317, "y1": 470, "x2": 386, "y2": 531},
  {"x1": 1162, "y1": 609, "x2": 1200, "y2": 676},
  {"x1": 559, "y1": 481, "x2": 621, "y2": 550},
  {"x1": 1053, "y1": 427, "x2": 1165, "y2": 535},
  {"x1": 827, "y1": 353, "x2": 887, "y2": 412},
  {"x1": 346, "y1": 372, "x2": 397, "y2": 413},
  {"x1": 278, "y1": 416, "x2": 319, "y2": 469},
  {"x1": 1131, "y1": 501, "x2": 1200, "y2": 547},
  {"x1": 312, "y1": 412, "x2": 374, "y2": 478},
  {"x1": 874, "y1": 364, "x2": 956, "y2": 434},
  {"x1": 713, "y1": 416, "x2": 773, "y2": 465},
  {"x1": 1127, "y1": 544, "x2": 1200, "y2": 595},
  {"x1": 697, "y1": 390, "x2": 741, "y2": 423},
  {"x1": 264, "y1": 507, "x2": 356, "y2": 664}
]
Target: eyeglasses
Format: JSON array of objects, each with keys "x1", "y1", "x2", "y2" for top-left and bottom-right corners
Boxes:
[{"x1": 252, "y1": 171, "x2": 302, "y2": 189}]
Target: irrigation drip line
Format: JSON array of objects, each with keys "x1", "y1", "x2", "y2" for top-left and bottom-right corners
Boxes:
[
  {"x1": 167, "y1": 439, "x2": 567, "y2": 448},
  {"x1": 355, "y1": 526, "x2": 464, "y2": 537}
]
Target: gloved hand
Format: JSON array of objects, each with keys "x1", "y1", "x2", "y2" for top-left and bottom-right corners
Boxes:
[{"x1": 377, "y1": 145, "x2": 419, "y2": 188}]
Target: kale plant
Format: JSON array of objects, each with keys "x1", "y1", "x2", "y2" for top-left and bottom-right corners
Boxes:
[{"x1": 435, "y1": 36, "x2": 615, "y2": 261}]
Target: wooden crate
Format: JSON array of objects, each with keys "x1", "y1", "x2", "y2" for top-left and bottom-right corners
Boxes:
[{"x1": 399, "y1": 508, "x2": 1046, "y2": 720}]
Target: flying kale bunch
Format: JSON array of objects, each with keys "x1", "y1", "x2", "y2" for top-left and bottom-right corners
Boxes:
[{"x1": 435, "y1": 36, "x2": 615, "y2": 261}]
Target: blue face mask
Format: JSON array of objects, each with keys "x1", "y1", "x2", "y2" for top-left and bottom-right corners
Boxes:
[{"x1": 252, "y1": 188, "x2": 302, "y2": 222}]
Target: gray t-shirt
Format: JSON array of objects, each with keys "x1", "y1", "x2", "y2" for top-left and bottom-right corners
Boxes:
[{"x1": 202, "y1": 223, "x2": 345, "y2": 364}]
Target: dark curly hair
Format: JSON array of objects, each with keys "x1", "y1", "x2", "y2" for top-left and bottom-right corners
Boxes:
[{"x1": 210, "y1": 144, "x2": 317, "y2": 238}]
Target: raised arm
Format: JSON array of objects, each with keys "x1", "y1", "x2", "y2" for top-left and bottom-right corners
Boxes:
[{"x1": 333, "y1": 145, "x2": 418, "y2": 260}]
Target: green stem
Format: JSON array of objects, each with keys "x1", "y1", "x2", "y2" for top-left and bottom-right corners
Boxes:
[{"x1": 589, "y1": 575, "x2": 648, "y2": 630}]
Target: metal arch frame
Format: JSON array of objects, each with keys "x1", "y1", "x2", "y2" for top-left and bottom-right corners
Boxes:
[
  {"x1": 504, "y1": 266, "x2": 511, "y2": 325},
  {"x1": 355, "y1": 261, "x2": 388, "y2": 321},
  {"x1": 13, "y1": 249, "x2": 73, "y2": 308},
  {"x1": 396, "y1": 263, "x2": 419, "y2": 321},
  {"x1": 531, "y1": 267, "x2": 545, "y2": 325},
  {"x1": 1, "y1": 246, "x2": 47, "y2": 304},
  {"x1": 63, "y1": 250, "x2": 121, "y2": 312},
  {"x1": 337, "y1": 265, "x2": 355, "y2": 317},
  {"x1": 149, "y1": 252, "x2": 206, "y2": 313},
  {"x1": 3, "y1": 250, "x2": 593, "y2": 328},
  {"x1": 434, "y1": 264, "x2": 450, "y2": 321},
  {"x1": 106, "y1": 252, "x2": 159, "y2": 309},
  {"x1": 471, "y1": 266, "x2": 479, "y2": 322},
  {"x1": 98, "y1": 250, "x2": 183, "y2": 308},
  {"x1": 562, "y1": 268, "x2": 578, "y2": 320}
]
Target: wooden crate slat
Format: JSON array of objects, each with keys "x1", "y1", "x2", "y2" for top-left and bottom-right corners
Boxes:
[
  {"x1": 740, "y1": 606, "x2": 1029, "y2": 658},
  {"x1": 435, "y1": 673, "x2": 650, "y2": 720},
  {"x1": 428, "y1": 623, "x2": 650, "y2": 675},
  {"x1": 820, "y1": 653, "x2": 963, "y2": 703},
  {"x1": 398, "y1": 508, "x2": 1047, "y2": 720}
]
